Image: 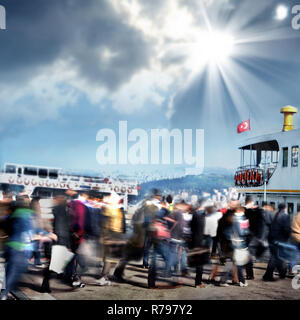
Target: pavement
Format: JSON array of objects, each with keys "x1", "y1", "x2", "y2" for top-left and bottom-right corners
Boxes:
[{"x1": 15, "y1": 259, "x2": 300, "y2": 300}]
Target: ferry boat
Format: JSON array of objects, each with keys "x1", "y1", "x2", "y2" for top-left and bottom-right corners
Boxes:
[
  {"x1": 234, "y1": 106, "x2": 300, "y2": 218},
  {"x1": 0, "y1": 163, "x2": 140, "y2": 212}
]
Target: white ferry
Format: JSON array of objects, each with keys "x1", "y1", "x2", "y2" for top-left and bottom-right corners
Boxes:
[
  {"x1": 235, "y1": 106, "x2": 300, "y2": 217},
  {"x1": 0, "y1": 163, "x2": 140, "y2": 212}
]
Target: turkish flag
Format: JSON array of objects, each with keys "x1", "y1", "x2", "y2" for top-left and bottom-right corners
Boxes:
[{"x1": 237, "y1": 119, "x2": 250, "y2": 133}]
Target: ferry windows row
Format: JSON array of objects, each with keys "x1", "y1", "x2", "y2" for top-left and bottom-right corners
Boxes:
[
  {"x1": 5, "y1": 165, "x2": 16, "y2": 174},
  {"x1": 5, "y1": 165, "x2": 59, "y2": 179},
  {"x1": 282, "y1": 146, "x2": 299, "y2": 167}
]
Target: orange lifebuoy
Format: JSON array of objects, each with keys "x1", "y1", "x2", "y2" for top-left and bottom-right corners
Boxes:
[
  {"x1": 127, "y1": 187, "x2": 133, "y2": 194},
  {"x1": 46, "y1": 181, "x2": 51, "y2": 187},
  {"x1": 31, "y1": 179, "x2": 37, "y2": 186},
  {"x1": 114, "y1": 186, "x2": 119, "y2": 193},
  {"x1": 39, "y1": 181, "x2": 44, "y2": 187},
  {"x1": 250, "y1": 169, "x2": 255, "y2": 185},
  {"x1": 24, "y1": 179, "x2": 30, "y2": 186},
  {"x1": 60, "y1": 183, "x2": 65, "y2": 188},
  {"x1": 17, "y1": 178, "x2": 22, "y2": 184}
]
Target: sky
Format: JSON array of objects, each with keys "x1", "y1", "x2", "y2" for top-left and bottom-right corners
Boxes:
[{"x1": 0, "y1": 0, "x2": 300, "y2": 178}]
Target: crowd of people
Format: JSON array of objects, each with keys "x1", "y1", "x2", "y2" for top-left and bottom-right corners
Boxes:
[{"x1": 0, "y1": 187, "x2": 300, "y2": 299}]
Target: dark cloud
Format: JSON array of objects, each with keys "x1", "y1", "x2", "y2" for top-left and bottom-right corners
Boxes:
[{"x1": 0, "y1": 0, "x2": 152, "y2": 90}]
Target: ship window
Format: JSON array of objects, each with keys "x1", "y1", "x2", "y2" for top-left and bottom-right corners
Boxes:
[
  {"x1": 291, "y1": 146, "x2": 299, "y2": 167},
  {"x1": 5, "y1": 165, "x2": 16, "y2": 174},
  {"x1": 282, "y1": 147, "x2": 288, "y2": 167},
  {"x1": 24, "y1": 167, "x2": 37, "y2": 176},
  {"x1": 49, "y1": 170, "x2": 58, "y2": 179},
  {"x1": 38, "y1": 169, "x2": 48, "y2": 178},
  {"x1": 297, "y1": 203, "x2": 300, "y2": 213}
]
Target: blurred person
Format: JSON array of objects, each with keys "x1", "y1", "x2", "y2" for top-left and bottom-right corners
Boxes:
[
  {"x1": 166, "y1": 197, "x2": 187, "y2": 277},
  {"x1": 96, "y1": 192, "x2": 126, "y2": 286},
  {"x1": 142, "y1": 189, "x2": 164, "y2": 268},
  {"x1": 0, "y1": 193, "x2": 34, "y2": 300},
  {"x1": 290, "y1": 211, "x2": 300, "y2": 272},
  {"x1": 65, "y1": 191, "x2": 89, "y2": 287},
  {"x1": 218, "y1": 206, "x2": 250, "y2": 287},
  {"x1": 243, "y1": 196, "x2": 268, "y2": 280},
  {"x1": 216, "y1": 207, "x2": 236, "y2": 287},
  {"x1": 204, "y1": 200, "x2": 223, "y2": 259},
  {"x1": 263, "y1": 203, "x2": 291, "y2": 281},
  {"x1": 188, "y1": 200, "x2": 212, "y2": 288},
  {"x1": 41, "y1": 195, "x2": 69, "y2": 293},
  {"x1": 113, "y1": 194, "x2": 162, "y2": 282},
  {"x1": 147, "y1": 202, "x2": 177, "y2": 288},
  {"x1": 180, "y1": 200, "x2": 194, "y2": 276},
  {"x1": 230, "y1": 206, "x2": 250, "y2": 287},
  {"x1": 30, "y1": 196, "x2": 45, "y2": 267},
  {"x1": 0, "y1": 193, "x2": 14, "y2": 254},
  {"x1": 83, "y1": 192, "x2": 106, "y2": 270}
]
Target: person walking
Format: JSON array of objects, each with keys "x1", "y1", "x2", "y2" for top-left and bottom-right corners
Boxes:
[
  {"x1": 189, "y1": 200, "x2": 211, "y2": 288},
  {"x1": 0, "y1": 193, "x2": 34, "y2": 300},
  {"x1": 263, "y1": 203, "x2": 291, "y2": 281}
]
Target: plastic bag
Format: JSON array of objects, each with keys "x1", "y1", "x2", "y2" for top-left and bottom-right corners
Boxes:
[
  {"x1": 0, "y1": 263, "x2": 5, "y2": 291},
  {"x1": 233, "y1": 247, "x2": 250, "y2": 266},
  {"x1": 49, "y1": 245, "x2": 74, "y2": 274}
]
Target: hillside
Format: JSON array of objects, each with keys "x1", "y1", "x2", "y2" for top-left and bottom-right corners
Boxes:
[{"x1": 137, "y1": 173, "x2": 234, "y2": 200}]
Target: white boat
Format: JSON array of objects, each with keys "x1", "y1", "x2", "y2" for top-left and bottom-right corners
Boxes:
[
  {"x1": 235, "y1": 106, "x2": 300, "y2": 217},
  {"x1": 0, "y1": 163, "x2": 140, "y2": 212}
]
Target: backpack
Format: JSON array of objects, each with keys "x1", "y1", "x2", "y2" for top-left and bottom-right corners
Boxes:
[
  {"x1": 149, "y1": 219, "x2": 171, "y2": 241},
  {"x1": 84, "y1": 206, "x2": 103, "y2": 237}
]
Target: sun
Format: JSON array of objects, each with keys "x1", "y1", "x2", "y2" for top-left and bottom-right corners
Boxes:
[{"x1": 187, "y1": 30, "x2": 235, "y2": 69}]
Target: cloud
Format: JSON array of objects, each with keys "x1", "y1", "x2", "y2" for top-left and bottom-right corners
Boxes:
[{"x1": 0, "y1": 0, "x2": 299, "y2": 132}]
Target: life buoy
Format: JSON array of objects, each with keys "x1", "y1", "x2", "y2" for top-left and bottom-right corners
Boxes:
[
  {"x1": 31, "y1": 179, "x2": 37, "y2": 186},
  {"x1": 240, "y1": 172, "x2": 245, "y2": 186},
  {"x1": 254, "y1": 170, "x2": 258, "y2": 186},
  {"x1": 39, "y1": 181, "x2": 44, "y2": 187},
  {"x1": 52, "y1": 182, "x2": 58, "y2": 188},
  {"x1": 127, "y1": 187, "x2": 133, "y2": 194},
  {"x1": 236, "y1": 172, "x2": 240, "y2": 186},
  {"x1": 251, "y1": 169, "x2": 255, "y2": 185},
  {"x1": 121, "y1": 187, "x2": 126, "y2": 193},
  {"x1": 24, "y1": 179, "x2": 30, "y2": 186},
  {"x1": 60, "y1": 183, "x2": 65, "y2": 188},
  {"x1": 46, "y1": 181, "x2": 51, "y2": 187},
  {"x1": 8, "y1": 177, "x2": 14, "y2": 184},
  {"x1": 17, "y1": 178, "x2": 22, "y2": 184},
  {"x1": 114, "y1": 186, "x2": 119, "y2": 193},
  {"x1": 246, "y1": 170, "x2": 250, "y2": 186}
]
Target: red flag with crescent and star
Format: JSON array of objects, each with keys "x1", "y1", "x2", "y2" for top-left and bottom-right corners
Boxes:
[{"x1": 237, "y1": 119, "x2": 250, "y2": 133}]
